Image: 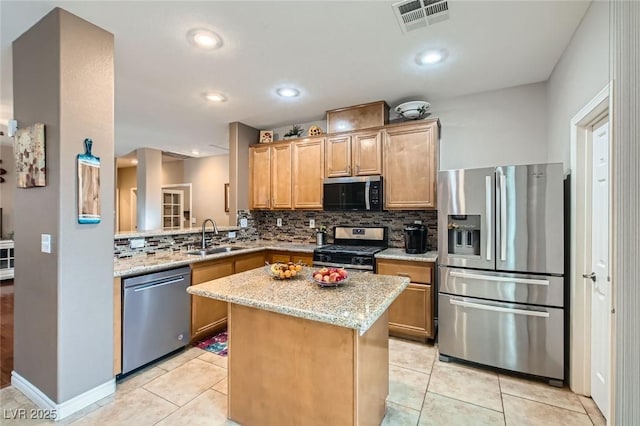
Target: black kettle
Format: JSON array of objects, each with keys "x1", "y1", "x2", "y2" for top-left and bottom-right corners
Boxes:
[{"x1": 404, "y1": 224, "x2": 428, "y2": 254}]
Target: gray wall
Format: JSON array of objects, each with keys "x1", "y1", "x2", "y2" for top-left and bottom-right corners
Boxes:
[
  {"x1": 229, "y1": 122, "x2": 258, "y2": 226},
  {"x1": 13, "y1": 8, "x2": 114, "y2": 403},
  {"x1": 431, "y1": 82, "x2": 548, "y2": 170},
  {"x1": 546, "y1": 1, "x2": 609, "y2": 170}
]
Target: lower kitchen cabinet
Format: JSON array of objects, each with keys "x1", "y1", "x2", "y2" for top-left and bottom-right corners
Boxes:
[
  {"x1": 191, "y1": 252, "x2": 267, "y2": 342},
  {"x1": 377, "y1": 259, "x2": 435, "y2": 341},
  {"x1": 191, "y1": 259, "x2": 234, "y2": 342},
  {"x1": 268, "y1": 250, "x2": 313, "y2": 266}
]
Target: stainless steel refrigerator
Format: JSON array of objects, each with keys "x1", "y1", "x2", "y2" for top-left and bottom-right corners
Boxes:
[{"x1": 437, "y1": 163, "x2": 566, "y2": 384}]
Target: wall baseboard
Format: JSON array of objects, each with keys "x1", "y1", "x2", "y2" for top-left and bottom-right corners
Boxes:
[{"x1": 11, "y1": 371, "x2": 115, "y2": 421}]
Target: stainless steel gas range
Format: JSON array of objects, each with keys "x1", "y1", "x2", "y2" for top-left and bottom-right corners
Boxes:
[{"x1": 312, "y1": 226, "x2": 388, "y2": 272}]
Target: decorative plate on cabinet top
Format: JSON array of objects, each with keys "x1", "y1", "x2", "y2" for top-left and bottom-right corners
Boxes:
[{"x1": 394, "y1": 101, "x2": 430, "y2": 120}]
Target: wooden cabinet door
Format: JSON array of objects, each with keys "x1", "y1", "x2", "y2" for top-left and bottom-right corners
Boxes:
[
  {"x1": 325, "y1": 135, "x2": 351, "y2": 177},
  {"x1": 383, "y1": 122, "x2": 438, "y2": 209},
  {"x1": 235, "y1": 252, "x2": 267, "y2": 273},
  {"x1": 290, "y1": 253, "x2": 313, "y2": 266},
  {"x1": 270, "y1": 253, "x2": 291, "y2": 264},
  {"x1": 249, "y1": 145, "x2": 271, "y2": 209},
  {"x1": 352, "y1": 130, "x2": 382, "y2": 176},
  {"x1": 293, "y1": 137, "x2": 325, "y2": 209},
  {"x1": 270, "y1": 143, "x2": 292, "y2": 209},
  {"x1": 388, "y1": 284, "x2": 428, "y2": 332},
  {"x1": 191, "y1": 260, "x2": 234, "y2": 341}
]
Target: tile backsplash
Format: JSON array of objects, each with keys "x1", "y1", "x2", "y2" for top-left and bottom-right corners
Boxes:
[{"x1": 252, "y1": 210, "x2": 437, "y2": 249}]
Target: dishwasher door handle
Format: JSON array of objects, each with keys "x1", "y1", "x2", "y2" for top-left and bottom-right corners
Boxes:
[{"x1": 132, "y1": 276, "x2": 186, "y2": 292}]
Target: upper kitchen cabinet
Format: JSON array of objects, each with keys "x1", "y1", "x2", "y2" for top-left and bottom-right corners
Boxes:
[
  {"x1": 383, "y1": 120, "x2": 439, "y2": 210},
  {"x1": 292, "y1": 137, "x2": 325, "y2": 209},
  {"x1": 325, "y1": 130, "x2": 382, "y2": 178},
  {"x1": 249, "y1": 143, "x2": 292, "y2": 210}
]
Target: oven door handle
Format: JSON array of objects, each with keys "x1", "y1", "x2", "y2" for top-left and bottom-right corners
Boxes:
[
  {"x1": 365, "y1": 180, "x2": 371, "y2": 210},
  {"x1": 450, "y1": 299, "x2": 550, "y2": 318},
  {"x1": 313, "y1": 261, "x2": 373, "y2": 271}
]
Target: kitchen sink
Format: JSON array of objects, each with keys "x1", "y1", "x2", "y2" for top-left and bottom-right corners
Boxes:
[{"x1": 187, "y1": 246, "x2": 247, "y2": 256}]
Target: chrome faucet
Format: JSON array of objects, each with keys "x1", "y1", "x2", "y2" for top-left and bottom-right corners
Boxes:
[{"x1": 201, "y1": 218, "x2": 219, "y2": 249}]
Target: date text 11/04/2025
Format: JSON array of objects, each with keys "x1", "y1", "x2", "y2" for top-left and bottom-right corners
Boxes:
[{"x1": 3, "y1": 408, "x2": 58, "y2": 420}]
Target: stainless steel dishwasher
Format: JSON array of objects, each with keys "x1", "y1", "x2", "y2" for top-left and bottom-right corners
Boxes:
[{"x1": 122, "y1": 266, "x2": 191, "y2": 375}]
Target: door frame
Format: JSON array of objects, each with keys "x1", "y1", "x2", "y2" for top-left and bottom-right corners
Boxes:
[{"x1": 569, "y1": 83, "x2": 614, "y2": 419}]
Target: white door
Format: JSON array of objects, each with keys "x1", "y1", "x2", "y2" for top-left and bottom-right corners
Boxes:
[{"x1": 590, "y1": 118, "x2": 610, "y2": 419}]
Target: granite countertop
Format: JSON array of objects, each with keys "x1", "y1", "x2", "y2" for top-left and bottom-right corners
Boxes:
[
  {"x1": 114, "y1": 241, "x2": 320, "y2": 277},
  {"x1": 187, "y1": 268, "x2": 409, "y2": 335},
  {"x1": 376, "y1": 249, "x2": 438, "y2": 263}
]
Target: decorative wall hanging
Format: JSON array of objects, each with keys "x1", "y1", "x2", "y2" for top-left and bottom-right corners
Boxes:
[
  {"x1": 283, "y1": 124, "x2": 304, "y2": 139},
  {"x1": 77, "y1": 138, "x2": 101, "y2": 224},
  {"x1": 224, "y1": 183, "x2": 230, "y2": 212},
  {"x1": 15, "y1": 123, "x2": 46, "y2": 188},
  {"x1": 259, "y1": 130, "x2": 274, "y2": 144}
]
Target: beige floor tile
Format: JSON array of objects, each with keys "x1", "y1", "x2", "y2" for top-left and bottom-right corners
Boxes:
[
  {"x1": 155, "y1": 389, "x2": 228, "y2": 426},
  {"x1": 198, "y1": 351, "x2": 228, "y2": 369},
  {"x1": 116, "y1": 366, "x2": 166, "y2": 395},
  {"x1": 418, "y1": 392, "x2": 504, "y2": 426},
  {"x1": 57, "y1": 403, "x2": 101, "y2": 425},
  {"x1": 68, "y1": 387, "x2": 177, "y2": 426},
  {"x1": 0, "y1": 399, "x2": 55, "y2": 425},
  {"x1": 212, "y1": 377, "x2": 228, "y2": 395},
  {"x1": 502, "y1": 394, "x2": 592, "y2": 426},
  {"x1": 144, "y1": 358, "x2": 227, "y2": 406},
  {"x1": 389, "y1": 338, "x2": 436, "y2": 375},
  {"x1": 428, "y1": 361, "x2": 502, "y2": 412},
  {"x1": 388, "y1": 364, "x2": 430, "y2": 411},
  {"x1": 155, "y1": 347, "x2": 205, "y2": 371},
  {"x1": 499, "y1": 374, "x2": 585, "y2": 413},
  {"x1": 1, "y1": 386, "x2": 30, "y2": 405},
  {"x1": 382, "y1": 401, "x2": 420, "y2": 426},
  {"x1": 578, "y1": 395, "x2": 606, "y2": 426}
]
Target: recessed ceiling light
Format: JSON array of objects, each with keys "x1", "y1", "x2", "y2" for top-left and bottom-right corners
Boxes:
[
  {"x1": 204, "y1": 92, "x2": 227, "y2": 102},
  {"x1": 276, "y1": 87, "x2": 300, "y2": 98},
  {"x1": 416, "y1": 49, "x2": 447, "y2": 65},
  {"x1": 191, "y1": 149, "x2": 200, "y2": 155},
  {"x1": 187, "y1": 28, "x2": 222, "y2": 50},
  {"x1": 131, "y1": 159, "x2": 138, "y2": 165}
]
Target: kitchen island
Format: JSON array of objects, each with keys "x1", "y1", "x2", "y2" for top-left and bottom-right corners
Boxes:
[{"x1": 187, "y1": 268, "x2": 409, "y2": 426}]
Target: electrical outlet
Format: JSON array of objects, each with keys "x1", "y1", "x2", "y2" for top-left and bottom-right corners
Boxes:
[
  {"x1": 309, "y1": 219, "x2": 315, "y2": 228},
  {"x1": 276, "y1": 218, "x2": 282, "y2": 227},
  {"x1": 228, "y1": 231, "x2": 236, "y2": 238},
  {"x1": 414, "y1": 220, "x2": 422, "y2": 224},
  {"x1": 240, "y1": 218, "x2": 248, "y2": 228},
  {"x1": 130, "y1": 238, "x2": 145, "y2": 249},
  {"x1": 191, "y1": 217, "x2": 197, "y2": 224}
]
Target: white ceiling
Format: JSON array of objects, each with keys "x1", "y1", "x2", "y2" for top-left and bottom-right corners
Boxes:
[{"x1": 0, "y1": 1, "x2": 590, "y2": 158}]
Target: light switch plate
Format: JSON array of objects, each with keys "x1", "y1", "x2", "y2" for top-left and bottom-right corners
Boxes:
[
  {"x1": 414, "y1": 220, "x2": 422, "y2": 224},
  {"x1": 276, "y1": 218, "x2": 282, "y2": 227},
  {"x1": 240, "y1": 218, "x2": 248, "y2": 228},
  {"x1": 191, "y1": 217, "x2": 197, "y2": 224},
  {"x1": 309, "y1": 219, "x2": 315, "y2": 228},
  {"x1": 228, "y1": 231, "x2": 236, "y2": 238},
  {"x1": 41, "y1": 234, "x2": 51, "y2": 253}
]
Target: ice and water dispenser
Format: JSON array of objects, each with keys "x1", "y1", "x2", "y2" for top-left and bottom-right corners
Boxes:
[{"x1": 447, "y1": 215, "x2": 481, "y2": 256}]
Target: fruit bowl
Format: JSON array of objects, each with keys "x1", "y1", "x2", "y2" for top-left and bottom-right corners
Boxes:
[
  {"x1": 311, "y1": 267, "x2": 349, "y2": 287},
  {"x1": 265, "y1": 262, "x2": 304, "y2": 280}
]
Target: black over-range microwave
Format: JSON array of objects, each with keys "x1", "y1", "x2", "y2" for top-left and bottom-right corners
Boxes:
[{"x1": 322, "y1": 176, "x2": 383, "y2": 211}]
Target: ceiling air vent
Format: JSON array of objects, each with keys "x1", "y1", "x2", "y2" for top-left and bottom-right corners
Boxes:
[{"x1": 392, "y1": 0, "x2": 450, "y2": 33}]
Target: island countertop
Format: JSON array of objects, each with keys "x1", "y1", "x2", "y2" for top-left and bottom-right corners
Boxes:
[{"x1": 187, "y1": 268, "x2": 409, "y2": 335}]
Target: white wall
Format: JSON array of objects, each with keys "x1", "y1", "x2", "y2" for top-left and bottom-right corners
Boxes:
[
  {"x1": 431, "y1": 82, "x2": 548, "y2": 171},
  {"x1": 184, "y1": 154, "x2": 229, "y2": 226},
  {"x1": 0, "y1": 144, "x2": 15, "y2": 238},
  {"x1": 547, "y1": 1, "x2": 609, "y2": 170}
]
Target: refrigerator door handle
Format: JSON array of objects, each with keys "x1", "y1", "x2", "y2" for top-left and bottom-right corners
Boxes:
[
  {"x1": 485, "y1": 176, "x2": 492, "y2": 261},
  {"x1": 450, "y1": 298, "x2": 550, "y2": 318},
  {"x1": 499, "y1": 174, "x2": 507, "y2": 261},
  {"x1": 450, "y1": 271, "x2": 550, "y2": 286}
]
